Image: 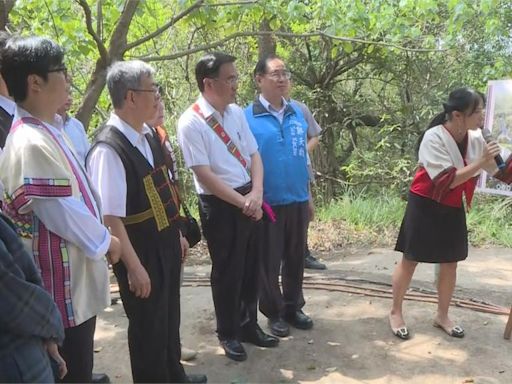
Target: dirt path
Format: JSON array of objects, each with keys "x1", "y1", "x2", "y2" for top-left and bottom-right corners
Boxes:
[{"x1": 93, "y1": 247, "x2": 512, "y2": 383}]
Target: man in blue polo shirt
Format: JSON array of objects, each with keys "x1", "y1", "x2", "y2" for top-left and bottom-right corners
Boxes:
[{"x1": 245, "y1": 54, "x2": 313, "y2": 337}]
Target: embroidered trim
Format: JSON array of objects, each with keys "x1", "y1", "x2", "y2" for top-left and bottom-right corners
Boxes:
[
  {"x1": 35, "y1": 217, "x2": 75, "y2": 328},
  {"x1": 121, "y1": 208, "x2": 154, "y2": 225},
  {"x1": 143, "y1": 173, "x2": 169, "y2": 231}
]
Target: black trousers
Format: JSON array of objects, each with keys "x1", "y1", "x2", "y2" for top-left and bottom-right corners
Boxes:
[
  {"x1": 113, "y1": 228, "x2": 186, "y2": 383},
  {"x1": 58, "y1": 316, "x2": 96, "y2": 383},
  {"x1": 199, "y1": 192, "x2": 261, "y2": 341},
  {"x1": 259, "y1": 202, "x2": 309, "y2": 319}
]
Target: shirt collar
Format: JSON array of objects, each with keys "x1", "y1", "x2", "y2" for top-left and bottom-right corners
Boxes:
[
  {"x1": 0, "y1": 95, "x2": 15, "y2": 116},
  {"x1": 13, "y1": 105, "x2": 63, "y2": 134},
  {"x1": 259, "y1": 94, "x2": 287, "y2": 114},
  {"x1": 107, "y1": 112, "x2": 151, "y2": 147},
  {"x1": 197, "y1": 94, "x2": 235, "y2": 118}
]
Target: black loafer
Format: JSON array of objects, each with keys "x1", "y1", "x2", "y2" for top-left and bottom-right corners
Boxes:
[
  {"x1": 285, "y1": 310, "x2": 313, "y2": 330},
  {"x1": 241, "y1": 324, "x2": 279, "y2": 347},
  {"x1": 184, "y1": 374, "x2": 208, "y2": 383},
  {"x1": 220, "y1": 339, "x2": 247, "y2": 362},
  {"x1": 268, "y1": 318, "x2": 290, "y2": 337},
  {"x1": 92, "y1": 373, "x2": 111, "y2": 383},
  {"x1": 304, "y1": 254, "x2": 327, "y2": 270}
]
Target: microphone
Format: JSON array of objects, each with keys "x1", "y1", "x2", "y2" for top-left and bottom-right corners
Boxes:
[{"x1": 481, "y1": 128, "x2": 506, "y2": 170}]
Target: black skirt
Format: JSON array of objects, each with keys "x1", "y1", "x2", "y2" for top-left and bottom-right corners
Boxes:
[{"x1": 395, "y1": 192, "x2": 468, "y2": 263}]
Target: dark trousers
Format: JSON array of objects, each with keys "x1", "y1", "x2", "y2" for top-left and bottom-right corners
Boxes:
[
  {"x1": 259, "y1": 202, "x2": 309, "y2": 319},
  {"x1": 58, "y1": 316, "x2": 96, "y2": 383},
  {"x1": 113, "y1": 229, "x2": 185, "y2": 383},
  {"x1": 199, "y1": 193, "x2": 261, "y2": 341}
]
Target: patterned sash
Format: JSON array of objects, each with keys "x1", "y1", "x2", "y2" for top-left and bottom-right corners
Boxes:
[{"x1": 192, "y1": 103, "x2": 250, "y2": 175}]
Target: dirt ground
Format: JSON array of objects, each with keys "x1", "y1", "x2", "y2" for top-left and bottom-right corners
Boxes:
[{"x1": 93, "y1": 246, "x2": 512, "y2": 383}]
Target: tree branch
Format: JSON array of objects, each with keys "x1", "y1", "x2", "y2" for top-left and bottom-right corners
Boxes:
[
  {"x1": 76, "y1": 0, "x2": 108, "y2": 61},
  {"x1": 43, "y1": 0, "x2": 60, "y2": 42},
  {"x1": 125, "y1": 0, "x2": 204, "y2": 51},
  {"x1": 109, "y1": 0, "x2": 139, "y2": 58},
  {"x1": 125, "y1": 0, "x2": 260, "y2": 52},
  {"x1": 135, "y1": 30, "x2": 448, "y2": 62}
]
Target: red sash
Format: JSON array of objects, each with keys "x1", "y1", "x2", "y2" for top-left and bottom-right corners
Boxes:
[{"x1": 192, "y1": 103, "x2": 250, "y2": 174}]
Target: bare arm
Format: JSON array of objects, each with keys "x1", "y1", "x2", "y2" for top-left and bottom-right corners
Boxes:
[
  {"x1": 243, "y1": 152, "x2": 264, "y2": 220},
  {"x1": 104, "y1": 215, "x2": 151, "y2": 298},
  {"x1": 450, "y1": 141, "x2": 501, "y2": 188},
  {"x1": 307, "y1": 136, "x2": 320, "y2": 153}
]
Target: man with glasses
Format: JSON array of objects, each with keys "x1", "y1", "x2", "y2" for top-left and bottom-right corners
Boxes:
[
  {"x1": 178, "y1": 52, "x2": 278, "y2": 362},
  {"x1": 0, "y1": 36, "x2": 121, "y2": 382},
  {"x1": 87, "y1": 60, "x2": 206, "y2": 383},
  {"x1": 245, "y1": 54, "x2": 314, "y2": 338}
]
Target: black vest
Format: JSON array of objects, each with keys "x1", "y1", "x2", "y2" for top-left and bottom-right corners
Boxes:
[
  {"x1": 90, "y1": 125, "x2": 180, "y2": 243},
  {"x1": 0, "y1": 106, "x2": 13, "y2": 148}
]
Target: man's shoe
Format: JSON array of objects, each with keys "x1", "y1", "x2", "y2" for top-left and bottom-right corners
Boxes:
[
  {"x1": 241, "y1": 324, "x2": 279, "y2": 347},
  {"x1": 219, "y1": 339, "x2": 247, "y2": 362},
  {"x1": 268, "y1": 318, "x2": 290, "y2": 337},
  {"x1": 285, "y1": 310, "x2": 313, "y2": 330},
  {"x1": 91, "y1": 373, "x2": 110, "y2": 383},
  {"x1": 304, "y1": 254, "x2": 327, "y2": 270},
  {"x1": 181, "y1": 346, "x2": 198, "y2": 361},
  {"x1": 185, "y1": 374, "x2": 208, "y2": 383}
]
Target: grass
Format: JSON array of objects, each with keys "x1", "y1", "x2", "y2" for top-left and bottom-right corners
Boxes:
[{"x1": 312, "y1": 189, "x2": 512, "y2": 249}]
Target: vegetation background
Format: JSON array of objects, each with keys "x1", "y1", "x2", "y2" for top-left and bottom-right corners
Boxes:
[{"x1": 2, "y1": 0, "x2": 512, "y2": 248}]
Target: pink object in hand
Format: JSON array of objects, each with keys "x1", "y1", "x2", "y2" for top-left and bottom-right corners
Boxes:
[{"x1": 262, "y1": 201, "x2": 276, "y2": 223}]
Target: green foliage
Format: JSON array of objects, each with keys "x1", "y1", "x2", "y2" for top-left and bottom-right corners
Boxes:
[
  {"x1": 5, "y1": 0, "x2": 512, "y2": 212},
  {"x1": 467, "y1": 194, "x2": 512, "y2": 247},
  {"x1": 316, "y1": 190, "x2": 512, "y2": 247}
]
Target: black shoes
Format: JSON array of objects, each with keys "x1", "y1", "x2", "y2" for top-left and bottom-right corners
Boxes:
[
  {"x1": 91, "y1": 373, "x2": 110, "y2": 383},
  {"x1": 304, "y1": 252, "x2": 327, "y2": 270},
  {"x1": 268, "y1": 318, "x2": 290, "y2": 337},
  {"x1": 241, "y1": 324, "x2": 279, "y2": 347},
  {"x1": 220, "y1": 339, "x2": 247, "y2": 362},
  {"x1": 184, "y1": 374, "x2": 208, "y2": 383},
  {"x1": 285, "y1": 310, "x2": 314, "y2": 330}
]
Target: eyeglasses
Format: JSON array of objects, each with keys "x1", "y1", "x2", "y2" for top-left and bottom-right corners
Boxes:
[
  {"x1": 129, "y1": 85, "x2": 161, "y2": 96},
  {"x1": 266, "y1": 70, "x2": 291, "y2": 80},
  {"x1": 47, "y1": 65, "x2": 67, "y2": 76},
  {"x1": 212, "y1": 76, "x2": 239, "y2": 87}
]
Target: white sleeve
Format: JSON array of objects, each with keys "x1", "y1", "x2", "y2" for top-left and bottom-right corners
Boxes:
[
  {"x1": 31, "y1": 197, "x2": 110, "y2": 260},
  {"x1": 177, "y1": 115, "x2": 211, "y2": 168},
  {"x1": 418, "y1": 132, "x2": 455, "y2": 180},
  {"x1": 87, "y1": 143, "x2": 127, "y2": 217}
]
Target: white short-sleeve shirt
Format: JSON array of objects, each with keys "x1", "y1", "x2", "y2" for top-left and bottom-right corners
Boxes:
[
  {"x1": 63, "y1": 116, "x2": 91, "y2": 166},
  {"x1": 87, "y1": 113, "x2": 154, "y2": 217},
  {"x1": 177, "y1": 95, "x2": 258, "y2": 195}
]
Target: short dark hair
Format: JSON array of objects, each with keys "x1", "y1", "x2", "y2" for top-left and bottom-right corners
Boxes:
[
  {"x1": 253, "y1": 54, "x2": 281, "y2": 77},
  {"x1": 1, "y1": 36, "x2": 64, "y2": 102},
  {"x1": 195, "y1": 52, "x2": 236, "y2": 92}
]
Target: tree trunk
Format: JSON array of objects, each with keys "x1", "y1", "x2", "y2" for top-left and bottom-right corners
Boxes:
[
  {"x1": 75, "y1": 58, "x2": 109, "y2": 130},
  {"x1": 0, "y1": 0, "x2": 15, "y2": 31},
  {"x1": 258, "y1": 19, "x2": 276, "y2": 58}
]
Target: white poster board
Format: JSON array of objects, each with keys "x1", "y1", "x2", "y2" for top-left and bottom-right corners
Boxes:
[{"x1": 477, "y1": 80, "x2": 512, "y2": 196}]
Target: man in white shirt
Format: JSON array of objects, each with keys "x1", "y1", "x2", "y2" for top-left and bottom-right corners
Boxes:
[
  {"x1": 178, "y1": 52, "x2": 278, "y2": 362},
  {"x1": 0, "y1": 35, "x2": 121, "y2": 383},
  {"x1": 87, "y1": 60, "x2": 206, "y2": 383},
  {"x1": 57, "y1": 77, "x2": 90, "y2": 166}
]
